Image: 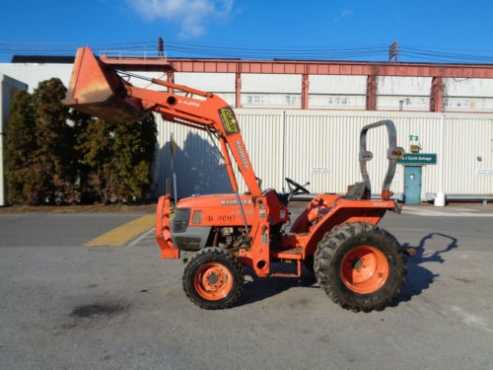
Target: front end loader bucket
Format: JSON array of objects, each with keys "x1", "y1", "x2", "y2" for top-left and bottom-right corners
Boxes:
[{"x1": 63, "y1": 47, "x2": 144, "y2": 123}]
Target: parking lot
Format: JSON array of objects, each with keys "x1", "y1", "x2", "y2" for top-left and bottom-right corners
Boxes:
[{"x1": 1, "y1": 206, "x2": 493, "y2": 370}]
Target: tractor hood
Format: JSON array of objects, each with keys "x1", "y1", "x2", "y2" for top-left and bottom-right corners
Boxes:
[{"x1": 177, "y1": 193, "x2": 254, "y2": 209}]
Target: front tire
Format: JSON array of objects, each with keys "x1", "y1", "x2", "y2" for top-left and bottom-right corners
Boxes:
[
  {"x1": 314, "y1": 223, "x2": 406, "y2": 312},
  {"x1": 183, "y1": 247, "x2": 244, "y2": 310}
]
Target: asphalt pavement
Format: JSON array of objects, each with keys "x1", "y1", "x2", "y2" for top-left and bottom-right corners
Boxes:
[{"x1": 0, "y1": 207, "x2": 492, "y2": 370}]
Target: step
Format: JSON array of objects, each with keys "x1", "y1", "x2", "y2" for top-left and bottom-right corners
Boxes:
[{"x1": 271, "y1": 247, "x2": 304, "y2": 261}]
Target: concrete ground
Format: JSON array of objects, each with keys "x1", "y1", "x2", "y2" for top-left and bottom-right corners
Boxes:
[{"x1": 0, "y1": 206, "x2": 492, "y2": 370}]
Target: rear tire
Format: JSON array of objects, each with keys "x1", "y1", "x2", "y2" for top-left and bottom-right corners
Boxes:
[
  {"x1": 183, "y1": 247, "x2": 244, "y2": 310},
  {"x1": 314, "y1": 223, "x2": 406, "y2": 312}
]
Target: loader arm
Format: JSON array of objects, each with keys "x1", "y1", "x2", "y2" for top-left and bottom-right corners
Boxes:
[{"x1": 64, "y1": 47, "x2": 262, "y2": 197}]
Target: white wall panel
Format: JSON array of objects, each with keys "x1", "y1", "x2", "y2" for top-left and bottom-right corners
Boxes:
[
  {"x1": 1, "y1": 75, "x2": 28, "y2": 131},
  {"x1": 443, "y1": 78, "x2": 493, "y2": 113},
  {"x1": 284, "y1": 111, "x2": 442, "y2": 196},
  {"x1": 310, "y1": 75, "x2": 367, "y2": 94},
  {"x1": 309, "y1": 95, "x2": 366, "y2": 110},
  {"x1": 233, "y1": 110, "x2": 284, "y2": 192},
  {"x1": 154, "y1": 116, "x2": 218, "y2": 198},
  {"x1": 377, "y1": 77, "x2": 432, "y2": 112},
  {"x1": 308, "y1": 73, "x2": 367, "y2": 110},
  {"x1": 154, "y1": 109, "x2": 493, "y2": 199},
  {"x1": 241, "y1": 93, "x2": 300, "y2": 108},
  {"x1": 174, "y1": 72, "x2": 235, "y2": 92},
  {"x1": 284, "y1": 112, "x2": 364, "y2": 194},
  {"x1": 377, "y1": 96, "x2": 430, "y2": 111},
  {"x1": 1, "y1": 74, "x2": 28, "y2": 206},
  {"x1": 443, "y1": 97, "x2": 493, "y2": 112},
  {"x1": 378, "y1": 76, "x2": 432, "y2": 95},
  {"x1": 444, "y1": 78, "x2": 493, "y2": 97},
  {"x1": 0, "y1": 63, "x2": 72, "y2": 92},
  {"x1": 441, "y1": 115, "x2": 493, "y2": 194},
  {"x1": 242, "y1": 74, "x2": 301, "y2": 93}
]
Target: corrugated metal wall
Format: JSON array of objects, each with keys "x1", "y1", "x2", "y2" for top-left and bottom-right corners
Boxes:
[
  {"x1": 284, "y1": 111, "x2": 445, "y2": 196},
  {"x1": 154, "y1": 109, "x2": 284, "y2": 198},
  {"x1": 442, "y1": 115, "x2": 493, "y2": 194},
  {"x1": 155, "y1": 110, "x2": 493, "y2": 198}
]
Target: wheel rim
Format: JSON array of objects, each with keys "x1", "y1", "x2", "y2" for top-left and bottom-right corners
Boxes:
[
  {"x1": 193, "y1": 262, "x2": 233, "y2": 301},
  {"x1": 340, "y1": 245, "x2": 390, "y2": 294}
]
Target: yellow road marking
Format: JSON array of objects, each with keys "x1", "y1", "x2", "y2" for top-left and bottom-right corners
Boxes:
[{"x1": 86, "y1": 214, "x2": 155, "y2": 247}]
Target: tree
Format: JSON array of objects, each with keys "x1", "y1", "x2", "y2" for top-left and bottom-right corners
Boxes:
[
  {"x1": 31, "y1": 78, "x2": 76, "y2": 204},
  {"x1": 5, "y1": 77, "x2": 157, "y2": 205},
  {"x1": 70, "y1": 109, "x2": 96, "y2": 203},
  {"x1": 78, "y1": 114, "x2": 157, "y2": 203},
  {"x1": 4, "y1": 90, "x2": 38, "y2": 204},
  {"x1": 110, "y1": 114, "x2": 157, "y2": 202},
  {"x1": 76, "y1": 117, "x2": 112, "y2": 202}
]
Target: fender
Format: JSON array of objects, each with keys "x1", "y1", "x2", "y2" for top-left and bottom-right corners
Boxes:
[{"x1": 301, "y1": 196, "x2": 396, "y2": 256}]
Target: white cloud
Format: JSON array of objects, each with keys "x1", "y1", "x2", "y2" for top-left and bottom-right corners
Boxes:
[{"x1": 129, "y1": 0, "x2": 234, "y2": 37}]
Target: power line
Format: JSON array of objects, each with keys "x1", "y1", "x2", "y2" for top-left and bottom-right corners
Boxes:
[{"x1": 3, "y1": 39, "x2": 493, "y2": 64}]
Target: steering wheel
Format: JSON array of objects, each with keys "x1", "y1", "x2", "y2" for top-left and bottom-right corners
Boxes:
[{"x1": 285, "y1": 177, "x2": 310, "y2": 201}]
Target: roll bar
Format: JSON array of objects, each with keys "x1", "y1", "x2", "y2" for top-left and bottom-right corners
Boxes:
[{"x1": 359, "y1": 120, "x2": 404, "y2": 200}]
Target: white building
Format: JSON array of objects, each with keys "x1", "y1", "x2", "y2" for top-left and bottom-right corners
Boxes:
[
  {"x1": 1, "y1": 56, "x2": 493, "y2": 204},
  {"x1": 0, "y1": 74, "x2": 27, "y2": 206}
]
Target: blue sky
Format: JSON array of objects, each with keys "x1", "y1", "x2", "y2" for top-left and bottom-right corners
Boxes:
[{"x1": 1, "y1": 0, "x2": 493, "y2": 62}]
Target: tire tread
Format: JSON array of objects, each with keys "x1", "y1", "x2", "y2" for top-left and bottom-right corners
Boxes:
[
  {"x1": 314, "y1": 223, "x2": 407, "y2": 312},
  {"x1": 182, "y1": 247, "x2": 244, "y2": 310}
]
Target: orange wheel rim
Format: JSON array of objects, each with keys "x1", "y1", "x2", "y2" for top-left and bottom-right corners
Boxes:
[
  {"x1": 193, "y1": 262, "x2": 233, "y2": 301},
  {"x1": 340, "y1": 245, "x2": 390, "y2": 294}
]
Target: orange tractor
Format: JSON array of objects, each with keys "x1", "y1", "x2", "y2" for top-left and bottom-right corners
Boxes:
[{"x1": 65, "y1": 47, "x2": 408, "y2": 312}]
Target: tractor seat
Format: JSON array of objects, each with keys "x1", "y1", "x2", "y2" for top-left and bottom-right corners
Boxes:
[{"x1": 344, "y1": 182, "x2": 370, "y2": 200}]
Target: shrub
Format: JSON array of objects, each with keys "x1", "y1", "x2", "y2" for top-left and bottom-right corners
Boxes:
[
  {"x1": 32, "y1": 78, "x2": 78, "y2": 204},
  {"x1": 77, "y1": 114, "x2": 157, "y2": 203},
  {"x1": 4, "y1": 90, "x2": 38, "y2": 204},
  {"x1": 4, "y1": 78, "x2": 157, "y2": 205}
]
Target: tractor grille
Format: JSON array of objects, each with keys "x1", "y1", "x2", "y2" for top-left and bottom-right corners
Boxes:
[{"x1": 172, "y1": 208, "x2": 190, "y2": 233}]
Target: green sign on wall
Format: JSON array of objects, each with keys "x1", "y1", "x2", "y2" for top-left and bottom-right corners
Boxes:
[{"x1": 398, "y1": 153, "x2": 437, "y2": 165}]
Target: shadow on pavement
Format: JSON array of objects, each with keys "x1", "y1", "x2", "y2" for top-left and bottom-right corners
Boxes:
[
  {"x1": 240, "y1": 265, "x2": 317, "y2": 307},
  {"x1": 400, "y1": 232, "x2": 458, "y2": 302},
  {"x1": 239, "y1": 232, "x2": 458, "y2": 308}
]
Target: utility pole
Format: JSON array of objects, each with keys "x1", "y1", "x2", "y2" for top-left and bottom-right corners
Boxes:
[
  {"x1": 389, "y1": 41, "x2": 399, "y2": 62},
  {"x1": 157, "y1": 37, "x2": 165, "y2": 57}
]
